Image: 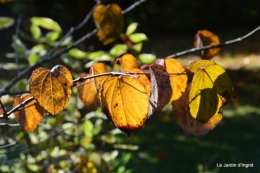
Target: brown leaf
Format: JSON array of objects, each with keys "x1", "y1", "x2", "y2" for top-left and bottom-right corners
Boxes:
[
  {"x1": 194, "y1": 30, "x2": 220, "y2": 59},
  {"x1": 93, "y1": 3, "x2": 124, "y2": 45},
  {"x1": 29, "y1": 65, "x2": 73, "y2": 115},
  {"x1": 148, "y1": 64, "x2": 172, "y2": 117},
  {"x1": 13, "y1": 94, "x2": 45, "y2": 132},
  {"x1": 172, "y1": 85, "x2": 222, "y2": 137}
]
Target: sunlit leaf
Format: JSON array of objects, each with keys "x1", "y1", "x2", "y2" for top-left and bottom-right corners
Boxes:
[
  {"x1": 189, "y1": 64, "x2": 232, "y2": 122},
  {"x1": 29, "y1": 65, "x2": 73, "y2": 115},
  {"x1": 28, "y1": 53, "x2": 40, "y2": 66},
  {"x1": 172, "y1": 85, "x2": 222, "y2": 137},
  {"x1": 194, "y1": 30, "x2": 220, "y2": 59},
  {"x1": 126, "y1": 22, "x2": 138, "y2": 36},
  {"x1": 100, "y1": 75, "x2": 149, "y2": 136},
  {"x1": 13, "y1": 94, "x2": 45, "y2": 132},
  {"x1": 69, "y1": 48, "x2": 87, "y2": 59},
  {"x1": 129, "y1": 33, "x2": 148, "y2": 43},
  {"x1": 138, "y1": 53, "x2": 156, "y2": 64},
  {"x1": 93, "y1": 3, "x2": 124, "y2": 45},
  {"x1": 30, "y1": 24, "x2": 41, "y2": 40},
  {"x1": 88, "y1": 51, "x2": 113, "y2": 61},
  {"x1": 0, "y1": 17, "x2": 14, "y2": 30},
  {"x1": 92, "y1": 62, "x2": 110, "y2": 92},
  {"x1": 164, "y1": 58, "x2": 188, "y2": 103},
  {"x1": 121, "y1": 54, "x2": 140, "y2": 72},
  {"x1": 77, "y1": 73, "x2": 100, "y2": 109},
  {"x1": 31, "y1": 17, "x2": 62, "y2": 32},
  {"x1": 148, "y1": 64, "x2": 172, "y2": 117},
  {"x1": 110, "y1": 44, "x2": 127, "y2": 57},
  {"x1": 187, "y1": 59, "x2": 216, "y2": 73},
  {"x1": 42, "y1": 31, "x2": 60, "y2": 42},
  {"x1": 84, "y1": 118, "x2": 94, "y2": 138}
]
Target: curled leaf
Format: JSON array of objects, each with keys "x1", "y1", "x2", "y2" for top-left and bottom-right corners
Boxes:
[
  {"x1": 172, "y1": 85, "x2": 222, "y2": 137},
  {"x1": 29, "y1": 65, "x2": 73, "y2": 115},
  {"x1": 194, "y1": 30, "x2": 220, "y2": 59},
  {"x1": 93, "y1": 3, "x2": 124, "y2": 45},
  {"x1": 100, "y1": 75, "x2": 149, "y2": 136},
  {"x1": 13, "y1": 94, "x2": 45, "y2": 132}
]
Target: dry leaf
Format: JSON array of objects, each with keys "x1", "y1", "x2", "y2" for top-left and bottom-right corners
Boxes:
[
  {"x1": 29, "y1": 65, "x2": 73, "y2": 115},
  {"x1": 13, "y1": 94, "x2": 45, "y2": 132}
]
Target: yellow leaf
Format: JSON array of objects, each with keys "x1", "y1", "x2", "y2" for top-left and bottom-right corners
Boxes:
[
  {"x1": 121, "y1": 54, "x2": 140, "y2": 72},
  {"x1": 189, "y1": 64, "x2": 232, "y2": 122},
  {"x1": 187, "y1": 59, "x2": 216, "y2": 73},
  {"x1": 29, "y1": 65, "x2": 73, "y2": 115},
  {"x1": 13, "y1": 94, "x2": 45, "y2": 132},
  {"x1": 93, "y1": 3, "x2": 124, "y2": 45},
  {"x1": 100, "y1": 75, "x2": 149, "y2": 136},
  {"x1": 165, "y1": 58, "x2": 188, "y2": 103},
  {"x1": 77, "y1": 73, "x2": 100, "y2": 109},
  {"x1": 93, "y1": 62, "x2": 110, "y2": 92},
  {"x1": 194, "y1": 30, "x2": 220, "y2": 59},
  {"x1": 172, "y1": 85, "x2": 222, "y2": 137}
]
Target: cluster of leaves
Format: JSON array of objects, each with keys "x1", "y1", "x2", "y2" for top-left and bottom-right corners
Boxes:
[{"x1": 0, "y1": 1, "x2": 241, "y2": 172}]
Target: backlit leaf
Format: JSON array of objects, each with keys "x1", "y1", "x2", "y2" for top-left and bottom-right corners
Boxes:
[
  {"x1": 148, "y1": 64, "x2": 172, "y2": 117},
  {"x1": 109, "y1": 44, "x2": 127, "y2": 57},
  {"x1": 100, "y1": 75, "x2": 149, "y2": 136},
  {"x1": 172, "y1": 85, "x2": 222, "y2": 137},
  {"x1": 31, "y1": 17, "x2": 62, "y2": 32},
  {"x1": 189, "y1": 64, "x2": 232, "y2": 122},
  {"x1": 93, "y1": 3, "x2": 124, "y2": 45},
  {"x1": 77, "y1": 73, "x2": 100, "y2": 109},
  {"x1": 0, "y1": 17, "x2": 14, "y2": 30},
  {"x1": 13, "y1": 94, "x2": 45, "y2": 132},
  {"x1": 165, "y1": 58, "x2": 188, "y2": 103},
  {"x1": 194, "y1": 30, "x2": 220, "y2": 59},
  {"x1": 129, "y1": 33, "x2": 148, "y2": 43},
  {"x1": 69, "y1": 48, "x2": 87, "y2": 59},
  {"x1": 121, "y1": 54, "x2": 140, "y2": 72},
  {"x1": 126, "y1": 22, "x2": 138, "y2": 36},
  {"x1": 92, "y1": 62, "x2": 110, "y2": 92},
  {"x1": 30, "y1": 24, "x2": 41, "y2": 40},
  {"x1": 187, "y1": 59, "x2": 216, "y2": 73},
  {"x1": 138, "y1": 54, "x2": 156, "y2": 64},
  {"x1": 29, "y1": 65, "x2": 73, "y2": 115}
]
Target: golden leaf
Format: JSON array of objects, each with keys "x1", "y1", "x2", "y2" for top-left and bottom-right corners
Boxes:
[
  {"x1": 13, "y1": 94, "x2": 45, "y2": 132},
  {"x1": 194, "y1": 30, "x2": 220, "y2": 59},
  {"x1": 164, "y1": 58, "x2": 188, "y2": 103},
  {"x1": 187, "y1": 59, "x2": 216, "y2": 73},
  {"x1": 189, "y1": 64, "x2": 232, "y2": 122},
  {"x1": 173, "y1": 85, "x2": 222, "y2": 137},
  {"x1": 121, "y1": 54, "x2": 140, "y2": 72},
  {"x1": 93, "y1": 3, "x2": 124, "y2": 45},
  {"x1": 100, "y1": 75, "x2": 149, "y2": 136},
  {"x1": 92, "y1": 62, "x2": 110, "y2": 92},
  {"x1": 29, "y1": 65, "x2": 73, "y2": 115},
  {"x1": 77, "y1": 73, "x2": 100, "y2": 109}
]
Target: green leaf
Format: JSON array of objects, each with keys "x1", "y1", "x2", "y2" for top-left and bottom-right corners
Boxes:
[
  {"x1": 93, "y1": 119, "x2": 103, "y2": 135},
  {"x1": 88, "y1": 51, "x2": 113, "y2": 60},
  {"x1": 50, "y1": 146, "x2": 59, "y2": 157},
  {"x1": 132, "y1": 43, "x2": 143, "y2": 52},
  {"x1": 84, "y1": 119, "x2": 94, "y2": 138},
  {"x1": 44, "y1": 31, "x2": 60, "y2": 42},
  {"x1": 28, "y1": 54, "x2": 39, "y2": 66},
  {"x1": 129, "y1": 33, "x2": 148, "y2": 43},
  {"x1": 0, "y1": 17, "x2": 14, "y2": 30},
  {"x1": 138, "y1": 53, "x2": 156, "y2": 64},
  {"x1": 126, "y1": 22, "x2": 138, "y2": 36},
  {"x1": 69, "y1": 48, "x2": 87, "y2": 59},
  {"x1": 30, "y1": 17, "x2": 62, "y2": 32},
  {"x1": 30, "y1": 24, "x2": 41, "y2": 40},
  {"x1": 109, "y1": 44, "x2": 127, "y2": 57}
]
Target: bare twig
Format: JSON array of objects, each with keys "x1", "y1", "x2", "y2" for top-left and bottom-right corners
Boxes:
[
  {"x1": 0, "y1": 123, "x2": 20, "y2": 127},
  {"x1": 166, "y1": 26, "x2": 260, "y2": 59},
  {"x1": 0, "y1": 142, "x2": 17, "y2": 149}
]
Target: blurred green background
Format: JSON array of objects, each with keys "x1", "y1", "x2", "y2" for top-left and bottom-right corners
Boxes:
[{"x1": 1, "y1": 0, "x2": 260, "y2": 173}]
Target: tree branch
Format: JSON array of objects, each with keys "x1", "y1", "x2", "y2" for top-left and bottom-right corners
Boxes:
[{"x1": 166, "y1": 26, "x2": 260, "y2": 59}]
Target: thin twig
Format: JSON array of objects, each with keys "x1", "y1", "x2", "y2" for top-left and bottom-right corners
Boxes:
[
  {"x1": 0, "y1": 123, "x2": 20, "y2": 127},
  {"x1": 14, "y1": 14, "x2": 22, "y2": 74},
  {"x1": 166, "y1": 26, "x2": 260, "y2": 59},
  {"x1": 0, "y1": 90, "x2": 30, "y2": 96},
  {"x1": 0, "y1": 142, "x2": 17, "y2": 149}
]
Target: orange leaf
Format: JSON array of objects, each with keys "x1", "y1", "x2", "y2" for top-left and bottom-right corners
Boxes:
[
  {"x1": 92, "y1": 62, "x2": 110, "y2": 92},
  {"x1": 13, "y1": 94, "x2": 45, "y2": 132},
  {"x1": 29, "y1": 65, "x2": 73, "y2": 115},
  {"x1": 100, "y1": 75, "x2": 149, "y2": 136},
  {"x1": 77, "y1": 73, "x2": 100, "y2": 109},
  {"x1": 194, "y1": 30, "x2": 220, "y2": 59},
  {"x1": 121, "y1": 54, "x2": 140, "y2": 72},
  {"x1": 164, "y1": 58, "x2": 188, "y2": 104},
  {"x1": 148, "y1": 64, "x2": 172, "y2": 117},
  {"x1": 172, "y1": 85, "x2": 222, "y2": 137},
  {"x1": 93, "y1": 3, "x2": 124, "y2": 45}
]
